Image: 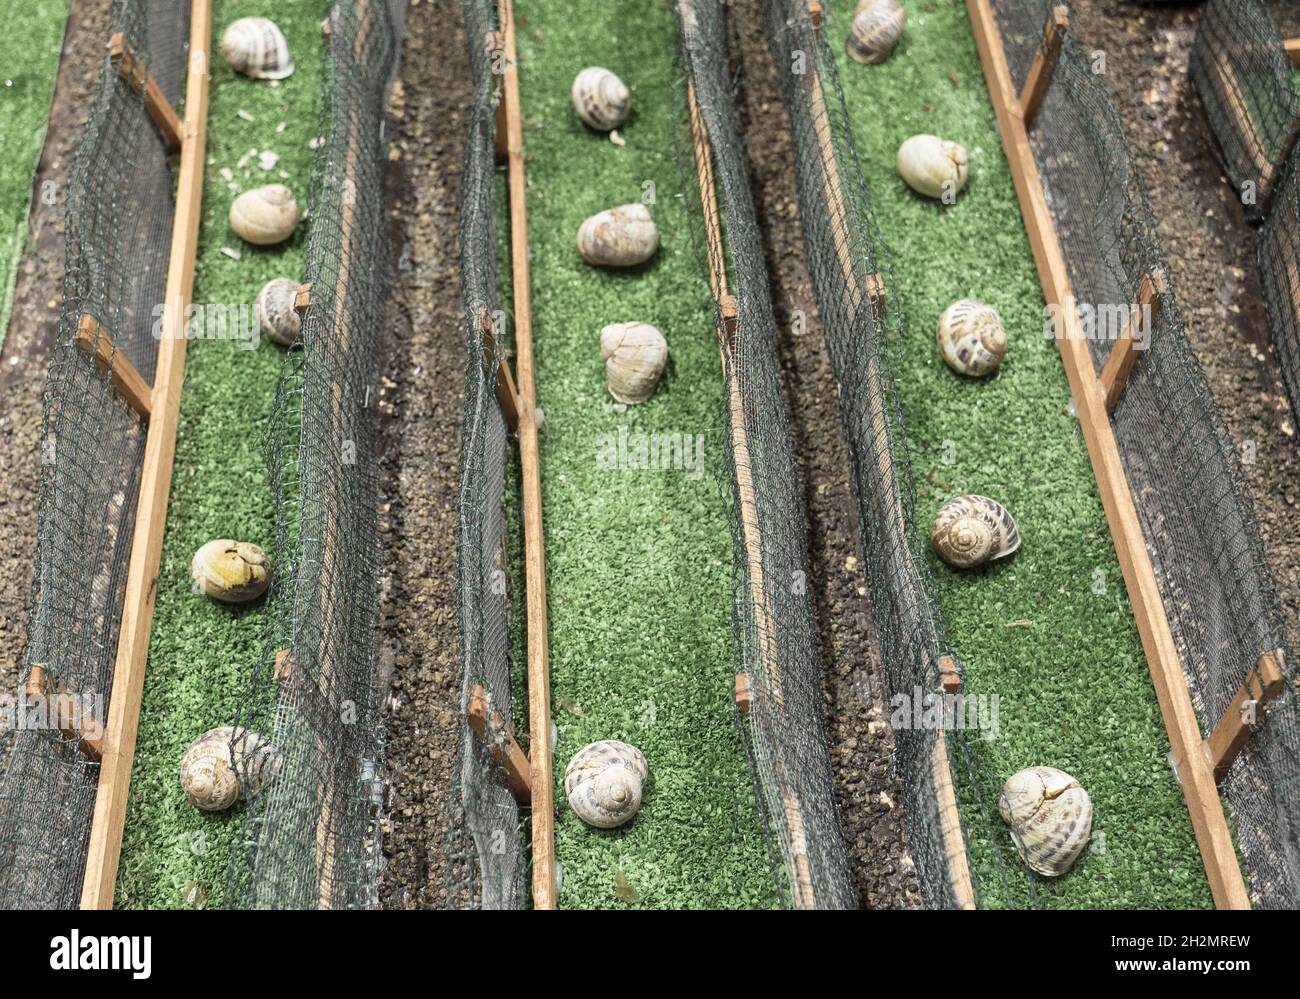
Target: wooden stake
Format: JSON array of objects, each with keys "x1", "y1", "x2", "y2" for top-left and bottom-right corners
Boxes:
[
  {"x1": 808, "y1": 0, "x2": 823, "y2": 40},
  {"x1": 939, "y1": 655, "x2": 961, "y2": 695},
  {"x1": 74, "y1": 314, "x2": 152, "y2": 418},
  {"x1": 108, "y1": 32, "x2": 182, "y2": 151},
  {"x1": 1204, "y1": 651, "x2": 1286, "y2": 782},
  {"x1": 498, "y1": 0, "x2": 556, "y2": 910},
  {"x1": 1099, "y1": 271, "x2": 1164, "y2": 415},
  {"x1": 467, "y1": 685, "x2": 532, "y2": 803},
  {"x1": 1285, "y1": 38, "x2": 1300, "y2": 68},
  {"x1": 24, "y1": 666, "x2": 106, "y2": 761},
  {"x1": 931, "y1": 737, "x2": 977, "y2": 909},
  {"x1": 969, "y1": 0, "x2": 1250, "y2": 909},
  {"x1": 478, "y1": 306, "x2": 521, "y2": 432},
  {"x1": 734, "y1": 672, "x2": 753, "y2": 714},
  {"x1": 294, "y1": 282, "x2": 312, "y2": 314},
  {"x1": 81, "y1": 0, "x2": 210, "y2": 910},
  {"x1": 1017, "y1": 6, "x2": 1069, "y2": 129}
]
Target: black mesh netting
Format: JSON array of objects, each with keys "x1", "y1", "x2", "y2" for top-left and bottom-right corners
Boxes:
[
  {"x1": 0, "y1": 0, "x2": 189, "y2": 910},
  {"x1": 1259, "y1": 134, "x2": 1300, "y2": 431},
  {"x1": 445, "y1": 0, "x2": 526, "y2": 911},
  {"x1": 224, "y1": 0, "x2": 407, "y2": 910},
  {"x1": 997, "y1": 0, "x2": 1298, "y2": 908}
]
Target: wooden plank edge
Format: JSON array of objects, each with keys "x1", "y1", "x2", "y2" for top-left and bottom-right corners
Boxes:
[
  {"x1": 1017, "y1": 5, "x2": 1069, "y2": 129},
  {"x1": 467, "y1": 684, "x2": 532, "y2": 803},
  {"x1": 931, "y1": 735, "x2": 977, "y2": 909},
  {"x1": 1204, "y1": 650, "x2": 1287, "y2": 782},
  {"x1": 74, "y1": 314, "x2": 152, "y2": 418},
  {"x1": 108, "y1": 31, "x2": 182, "y2": 151},
  {"x1": 24, "y1": 665, "x2": 106, "y2": 760}
]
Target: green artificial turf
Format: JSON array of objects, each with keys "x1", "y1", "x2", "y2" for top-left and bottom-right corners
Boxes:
[
  {"x1": 114, "y1": 0, "x2": 329, "y2": 909},
  {"x1": 0, "y1": 0, "x2": 67, "y2": 348},
  {"x1": 512, "y1": 0, "x2": 778, "y2": 908},
  {"x1": 828, "y1": 0, "x2": 1211, "y2": 907}
]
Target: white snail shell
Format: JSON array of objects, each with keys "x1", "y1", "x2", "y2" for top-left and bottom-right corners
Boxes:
[
  {"x1": 565, "y1": 740, "x2": 648, "y2": 829},
  {"x1": 847, "y1": 0, "x2": 905, "y2": 64},
  {"x1": 601, "y1": 322, "x2": 668, "y2": 404},
  {"x1": 930, "y1": 495, "x2": 1020, "y2": 569},
  {"x1": 896, "y1": 134, "x2": 969, "y2": 200},
  {"x1": 577, "y1": 204, "x2": 659, "y2": 267},
  {"x1": 230, "y1": 184, "x2": 300, "y2": 245},
  {"x1": 1000, "y1": 766, "x2": 1093, "y2": 877},
  {"x1": 221, "y1": 16, "x2": 294, "y2": 80},
  {"x1": 180, "y1": 726, "x2": 280, "y2": 812},
  {"x1": 937, "y1": 299, "x2": 1007, "y2": 377},
  {"x1": 254, "y1": 277, "x2": 302, "y2": 347},
  {"x1": 571, "y1": 67, "x2": 630, "y2": 131},
  {"x1": 191, "y1": 539, "x2": 270, "y2": 603}
]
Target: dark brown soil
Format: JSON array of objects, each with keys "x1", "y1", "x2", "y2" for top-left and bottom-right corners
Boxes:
[
  {"x1": 1066, "y1": 0, "x2": 1300, "y2": 664},
  {"x1": 728, "y1": 0, "x2": 922, "y2": 908},
  {"x1": 374, "y1": 0, "x2": 470, "y2": 909},
  {"x1": 0, "y1": 0, "x2": 111, "y2": 729}
]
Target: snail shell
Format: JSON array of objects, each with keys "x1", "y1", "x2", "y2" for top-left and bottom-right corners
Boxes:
[
  {"x1": 255, "y1": 277, "x2": 302, "y2": 347},
  {"x1": 1000, "y1": 766, "x2": 1093, "y2": 877},
  {"x1": 847, "y1": 0, "x2": 905, "y2": 64},
  {"x1": 221, "y1": 16, "x2": 294, "y2": 80},
  {"x1": 564, "y1": 740, "x2": 648, "y2": 829},
  {"x1": 180, "y1": 726, "x2": 280, "y2": 811},
  {"x1": 577, "y1": 203, "x2": 659, "y2": 268},
  {"x1": 230, "y1": 184, "x2": 300, "y2": 245},
  {"x1": 896, "y1": 134, "x2": 969, "y2": 200},
  {"x1": 191, "y1": 539, "x2": 270, "y2": 603},
  {"x1": 571, "y1": 66, "x2": 630, "y2": 131},
  {"x1": 930, "y1": 495, "x2": 1020, "y2": 569},
  {"x1": 601, "y1": 322, "x2": 668, "y2": 404},
  {"x1": 937, "y1": 299, "x2": 1007, "y2": 377}
]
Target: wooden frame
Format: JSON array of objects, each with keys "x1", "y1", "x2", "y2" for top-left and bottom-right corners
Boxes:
[
  {"x1": 968, "y1": 0, "x2": 1250, "y2": 908},
  {"x1": 1284, "y1": 38, "x2": 1300, "y2": 68},
  {"x1": 478, "y1": 307, "x2": 521, "y2": 432},
  {"x1": 108, "y1": 31, "x2": 182, "y2": 151},
  {"x1": 1204, "y1": 651, "x2": 1286, "y2": 782},
  {"x1": 467, "y1": 685, "x2": 532, "y2": 803},
  {"x1": 1099, "y1": 271, "x2": 1164, "y2": 414},
  {"x1": 24, "y1": 665, "x2": 106, "y2": 761},
  {"x1": 496, "y1": 0, "x2": 557, "y2": 910},
  {"x1": 74, "y1": 314, "x2": 152, "y2": 418},
  {"x1": 734, "y1": 672, "x2": 753, "y2": 714},
  {"x1": 81, "y1": 0, "x2": 211, "y2": 909},
  {"x1": 1017, "y1": 6, "x2": 1068, "y2": 129}
]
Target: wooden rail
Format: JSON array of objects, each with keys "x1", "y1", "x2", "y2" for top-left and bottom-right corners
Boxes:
[
  {"x1": 1285, "y1": 37, "x2": 1300, "y2": 67},
  {"x1": 496, "y1": 0, "x2": 556, "y2": 910},
  {"x1": 968, "y1": 0, "x2": 1250, "y2": 909},
  {"x1": 109, "y1": 31, "x2": 182, "y2": 151},
  {"x1": 74, "y1": 314, "x2": 152, "y2": 418},
  {"x1": 81, "y1": 0, "x2": 211, "y2": 908}
]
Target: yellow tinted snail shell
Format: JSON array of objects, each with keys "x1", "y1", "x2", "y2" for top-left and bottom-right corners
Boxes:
[
  {"x1": 191, "y1": 539, "x2": 270, "y2": 603},
  {"x1": 1000, "y1": 766, "x2": 1093, "y2": 877},
  {"x1": 221, "y1": 16, "x2": 294, "y2": 80},
  {"x1": 230, "y1": 184, "x2": 300, "y2": 246},
  {"x1": 601, "y1": 322, "x2": 668, "y2": 404},
  {"x1": 254, "y1": 277, "x2": 302, "y2": 347},
  {"x1": 571, "y1": 67, "x2": 630, "y2": 131},
  {"x1": 896, "y1": 134, "x2": 969, "y2": 200},
  {"x1": 565, "y1": 740, "x2": 648, "y2": 829},
  {"x1": 577, "y1": 204, "x2": 659, "y2": 267},
  {"x1": 847, "y1": 0, "x2": 905, "y2": 65},
  {"x1": 180, "y1": 726, "x2": 280, "y2": 812},
  {"x1": 937, "y1": 299, "x2": 1007, "y2": 377},
  {"x1": 930, "y1": 495, "x2": 1020, "y2": 569}
]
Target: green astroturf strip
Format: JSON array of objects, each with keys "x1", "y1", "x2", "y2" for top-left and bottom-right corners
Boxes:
[
  {"x1": 828, "y1": 0, "x2": 1210, "y2": 907},
  {"x1": 513, "y1": 0, "x2": 777, "y2": 909},
  {"x1": 0, "y1": 0, "x2": 67, "y2": 349},
  {"x1": 114, "y1": 0, "x2": 330, "y2": 910}
]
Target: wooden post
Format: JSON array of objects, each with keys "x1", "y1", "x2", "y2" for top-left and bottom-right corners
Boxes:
[
  {"x1": 938, "y1": 655, "x2": 961, "y2": 695},
  {"x1": 478, "y1": 307, "x2": 521, "y2": 432},
  {"x1": 1204, "y1": 652, "x2": 1286, "y2": 782},
  {"x1": 969, "y1": 0, "x2": 1250, "y2": 909},
  {"x1": 74, "y1": 314, "x2": 153, "y2": 418},
  {"x1": 808, "y1": 0, "x2": 823, "y2": 40},
  {"x1": 468, "y1": 685, "x2": 532, "y2": 803},
  {"x1": 931, "y1": 736, "x2": 977, "y2": 909},
  {"x1": 108, "y1": 32, "x2": 182, "y2": 151},
  {"x1": 80, "y1": 0, "x2": 210, "y2": 910},
  {"x1": 293, "y1": 282, "x2": 312, "y2": 314},
  {"x1": 1099, "y1": 271, "x2": 1164, "y2": 415},
  {"x1": 498, "y1": 0, "x2": 556, "y2": 911},
  {"x1": 24, "y1": 666, "x2": 106, "y2": 761},
  {"x1": 734, "y1": 672, "x2": 753, "y2": 714},
  {"x1": 1285, "y1": 38, "x2": 1300, "y2": 68},
  {"x1": 1017, "y1": 6, "x2": 1068, "y2": 129}
]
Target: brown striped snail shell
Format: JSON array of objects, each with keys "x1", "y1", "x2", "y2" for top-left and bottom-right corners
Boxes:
[
  {"x1": 565, "y1": 740, "x2": 648, "y2": 829},
  {"x1": 1000, "y1": 766, "x2": 1093, "y2": 877},
  {"x1": 221, "y1": 16, "x2": 294, "y2": 80},
  {"x1": 896, "y1": 134, "x2": 969, "y2": 200},
  {"x1": 601, "y1": 322, "x2": 668, "y2": 404},
  {"x1": 571, "y1": 67, "x2": 630, "y2": 131},
  {"x1": 180, "y1": 726, "x2": 280, "y2": 812},
  {"x1": 937, "y1": 299, "x2": 1007, "y2": 377},
  {"x1": 191, "y1": 539, "x2": 270, "y2": 603},
  {"x1": 847, "y1": 0, "x2": 905, "y2": 65},
  {"x1": 230, "y1": 184, "x2": 300, "y2": 245},
  {"x1": 577, "y1": 204, "x2": 659, "y2": 267},
  {"x1": 930, "y1": 495, "x2": 1020, "y2": 569},
  {"x1": 254, "y1": 277, "x2": 302, "y2": 347}
]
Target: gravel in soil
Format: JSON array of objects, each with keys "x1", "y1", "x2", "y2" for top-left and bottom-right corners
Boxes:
[
  {"x1": 1064, "y1": 0, "x2": 1300, "y2": 676},
  {"x1": 0, "y1": 0, "x2": 110, "y2": 758},
  {"x1": 374, "y1": 0, "x2": 470, "y2": 910}
]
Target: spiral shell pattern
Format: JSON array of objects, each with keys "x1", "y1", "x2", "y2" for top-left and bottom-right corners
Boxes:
[
  {"x1": 896, "y1": 133, "x2": 969, "y2": 200},
  {"x1": 847, "y1": 0, "x2": 906, "y2": 65},
  {"x1": 571, "y1": 67, "x2": 630, "y2": 131},
  {"x1": 999, "y1": 766, "x2": 1093, "y2": 877},
  {"x1": 565, "y1": 740, "x2": 648, "y2": 829},
  {"x1": 576, "y1": 204, "x2": 659, "y2": 267},
  {"x1": 937, "y1": 299, "x2": 1008, "y2": 377},
  {"x1": 930, "y1": 495, "x2": 1019, "y2": 569},
  {"x1": 191, "y1": 539, "x2": 270, "y2": 603},
  {"x1": 221, "y1": 16, "x2": 294, "y2": 80},
  {"x1": 255, "y1": 277, "x2": 302, "y2": 346},
  {"x1": 230, "y1": 184, "x2": 300, "y2": 246},
  {"x1": 601, "y1": 321, "x2": 668, "y2": 404},
  {"x1": 180, "y1": 726, "x2": 280, "y2": 812}
]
